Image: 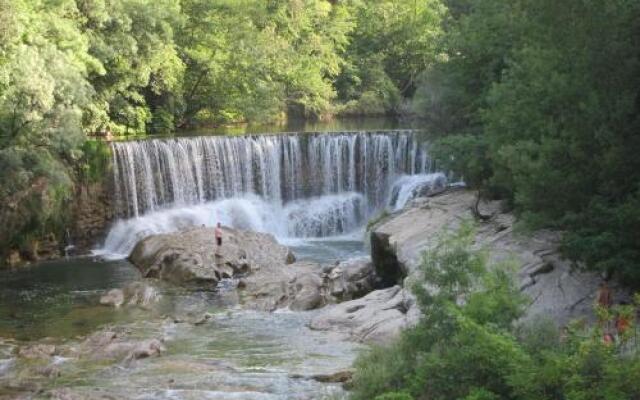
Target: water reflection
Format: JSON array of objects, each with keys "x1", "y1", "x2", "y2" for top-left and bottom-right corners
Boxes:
[{"x1": 0, "y1": 258, "x2": 140, "y2": 340}]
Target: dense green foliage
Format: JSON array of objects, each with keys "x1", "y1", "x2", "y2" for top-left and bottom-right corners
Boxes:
[
  {"x1": 336, "y1": 0, "x2": 445, "y2": 116},
  {"x1": 419, "y1": 0, "x2": 640, "y2": 285},
  {"x1": 351, "y1": 225, "x2": 640, "y2": 400}
]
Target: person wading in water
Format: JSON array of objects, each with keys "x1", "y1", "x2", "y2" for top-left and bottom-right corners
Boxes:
[{"x1": 215, "y1": 222, "x2": 223, "y2": 253}]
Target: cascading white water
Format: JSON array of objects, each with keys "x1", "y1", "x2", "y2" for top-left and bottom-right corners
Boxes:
[
  {"x1": 101, "y1": 130, "x2": 444, "y2": 258},
  {"x1": 111, "y1": 131, "x2": 431, "y2": 217},
  {"x1": 388, "y1": 173, "x2": 448, "y2": 211},
  {"x1": 101, "y1": 193, "x2": 367, "y2": 257}
]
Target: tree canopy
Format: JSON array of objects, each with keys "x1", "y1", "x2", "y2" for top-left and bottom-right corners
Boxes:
[
  {"x1": 421, "y1": 0, "x2": 640, "y2": 285},
  {"x1": 0, "y1": 0, "x2": 443, "y2": 255}
]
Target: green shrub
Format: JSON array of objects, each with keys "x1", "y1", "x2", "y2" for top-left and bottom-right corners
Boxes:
[
  {"x1": 351, "y1": 223, "x2": 640, "y2": 400},
  {"x1": 352, "y1": 342, "x2": 414, "y2": 400},
  {"x1": 374, "y1": 392, "x2": 414, "y2": 400},
  {"x1": 79, "y1": 140, "x2": 111, "y2": 184}
]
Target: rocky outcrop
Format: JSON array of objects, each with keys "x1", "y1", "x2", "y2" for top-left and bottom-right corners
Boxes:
[
  {"x1": 72, "y1": 182, "x2": 114, "y2": 254},
  {"x1": 378, "y1": 190, "x2": 630, "y2": 325},
  {"x1": 369, "y1": 189, "x2": 476, "y2": 279},
  {"x1": 313, "y1": 189, "x2": 626, "y2": 344}
]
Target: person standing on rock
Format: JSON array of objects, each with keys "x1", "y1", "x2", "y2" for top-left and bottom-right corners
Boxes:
[
  {"x1": 597, "y1": 281, "x2": 613, "y2": 309},
  {"x1": 215, "y1": 222, "x2": 223, "y2": 248}
]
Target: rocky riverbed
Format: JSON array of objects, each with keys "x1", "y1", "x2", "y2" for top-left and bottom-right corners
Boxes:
[
  {"x1": 0, "y1": 258, "x2": 365, "y2": 399},
  {"x1": 128, "y1": 226, "x2": 378, "y2": 312},
  {"x1": 0, "y1": 227, "x2": 379, "y2": 399}
]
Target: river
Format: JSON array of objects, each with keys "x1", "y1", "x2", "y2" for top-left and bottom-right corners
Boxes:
[
  {"x1": 0, "y1": 124, "x2": 444, "y2": 399},
  {"x1": 0, "y1": 257, "x2": 364, "y2": 399}
]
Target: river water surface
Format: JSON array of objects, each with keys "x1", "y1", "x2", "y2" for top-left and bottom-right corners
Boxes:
[{"x1": 0, "y1": 257, "x2": 361, "y2": 399}]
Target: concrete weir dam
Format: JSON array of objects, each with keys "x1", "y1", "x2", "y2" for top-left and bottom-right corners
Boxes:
[{"x1": 100, "y1": 130, "x2": 446, "y2": 259}]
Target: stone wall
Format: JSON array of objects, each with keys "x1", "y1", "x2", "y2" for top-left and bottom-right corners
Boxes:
[
  {"x1": 71, "y1": 180, "x2": 114, "y2": 254},
  {"x1": 3, "y1": 179, "x2": 114, "y2": 268}
]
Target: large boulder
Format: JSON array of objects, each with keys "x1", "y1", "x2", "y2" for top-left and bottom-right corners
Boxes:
[
  {"x1": 129, "y1": 227, "x2": 293, "y2": 287},
  {"x1": 238, "y1": 261, "x2": 326, "y2": 312},
  {"x1": 69, "y1": 329, "x2": 165, "y2": 363},
  {"x1": 310, "y1": 286, "x2": 419, "y2": 344},
  {"x1": 289, "y1": 271, "x2": 325, "y2": 311},
  {"x1": 238, "y1": 258, "x2": 379, "y2": 311},
  {"x1": 325, "y1": 257, "x2": 378, "y2": 301}
]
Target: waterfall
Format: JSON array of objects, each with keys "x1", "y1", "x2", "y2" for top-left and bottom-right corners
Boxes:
[
  {"x1": 111, "y1": 131, "x2": 431, "y2": 217},
  {"x1": 388, "y1": 173, "x2": 448, "y2": 211},
  {"x1": 102, "y1": 131, "x2": 442, "y2": 257}
]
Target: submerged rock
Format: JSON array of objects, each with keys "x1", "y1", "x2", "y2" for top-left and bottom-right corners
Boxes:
[
  {"x1": 171, "y1": 312, "x2": 214, "y2": 325},
  {"x1": 99, "y1": 282, "x2": 159, "y2": 309},
  {"x1": 311, "y1": 369, "x2": 354, "y2": 384},
  {"x1": 16, "y1": 344, "x2": 57, "y2": 360},
  {"x1": 46, "y1": 388, "x2": 117, "y2": 400},
  {"x1": 68, "y1": 329, "x2": 165, "y2": 363},
  {"x1": 124, "y1": 339, "x2": 165, "y2": 362},
  {"x1": 123, "y1": 281, "x2": 159, "y2": 308},
  {"x1": 99, "y1": 289, "x2": 124, "y2": 308}
]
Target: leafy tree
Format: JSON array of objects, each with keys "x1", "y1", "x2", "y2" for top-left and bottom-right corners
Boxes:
[
  {"x1": 178, "y1": 0, "x2": 354, "y2": 126},
  {"x1": 337, "y1": 0, "x2": 445, "y2": 115},
  {"x1": 416, "y1": 0, "x2": 640, "y2": 285},
  {"x1": 0, "y1": 0, "x2": 96, "y2": 253},
  {"x1": 77, "y1": 0, "x2": 184, "y2": 134}
]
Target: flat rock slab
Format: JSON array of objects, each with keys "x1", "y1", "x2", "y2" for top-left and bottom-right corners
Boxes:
[{"x1": 310, "y1": 286, "x2": 419, "y2": 344}]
